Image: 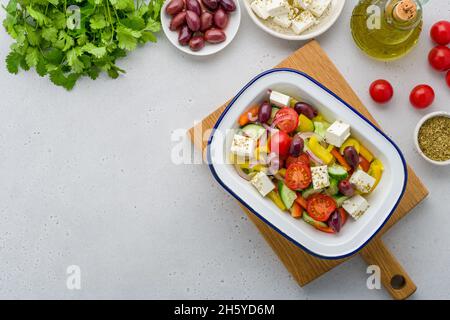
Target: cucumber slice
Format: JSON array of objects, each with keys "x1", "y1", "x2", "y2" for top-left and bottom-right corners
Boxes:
[
  {"x1": 332, "y1": 195, "x2": 349, "y2": 208},
  {"x1": 278, "y1": 181, "x2": 297, "y2": 210},
  {"x1": 328, "y1": 164, "x2": 348, "y2": 181},
  {"x1": 241, "y1": 124, "x2": 266, "y2": 140},
  {"x1": 301, "y1": 186, "x2": 322, "y2": 199},
  {"x1": 302, "y1": 211, "x2": 328, "y2": 228},
  {"x1": 313, "y1": 121, "x2": 330, "y2": 138},
  {"x1": 268, "y1": 107, "x2": 280, "y2": 125},
  {"x1": 325, "y1": 178, "x2": 339, "y2": 196}
]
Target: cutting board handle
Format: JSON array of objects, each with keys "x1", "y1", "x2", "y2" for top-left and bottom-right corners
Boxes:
[{"x1": 360, "y1": 238, "x2": 416, "y2": 300}]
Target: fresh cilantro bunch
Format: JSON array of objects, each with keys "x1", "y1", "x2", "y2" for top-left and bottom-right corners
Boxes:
[{"x1": 2, "y1": 0, "x2": 164, "y2": 90}]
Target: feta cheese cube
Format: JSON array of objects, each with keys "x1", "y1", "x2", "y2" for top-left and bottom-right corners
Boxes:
[
  {"x1": 269, "y1": 90, "x2": 291, "y2": 107},
  {"x1": 311, "y1": 165, "x2": 330, "y2": 190},
  {"x1": 349, "y1": 169, "x2": 376, "y2": 193},
  {"x1": 342, "y1": 194, "x2": 369, "y2": 220},
  {"x1": 291, "y1": 10, "x2": 316, "y2": 35},
  {"x1": 273, "y1": 14, "x2": 292, "y2": 28},
  {"x1": 230, "y1": 134, "x2": 257, "y2": 158},
  {"x1": 294, "y1": 0, "x2": 313, "y2": 10},
  {"x1": 325, "y1": 120, "x2": 351, "y2": 147},
  {"x1": 251, "y1": 0, "x2": 270, "y2": 20},
  {"x1": 309, "y1": 0, "x2": 331, "y2": 17},
  {"x1": 266, "y1": 0, "x2": 290, "y2": 17},
  {"x1": 251, "y1": 172, "x2": 275, "y2": 196}
]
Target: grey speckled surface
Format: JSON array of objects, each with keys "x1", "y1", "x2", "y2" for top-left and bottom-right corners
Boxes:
[{"x1": 0, "y1": 1, "x2": 449, "y2": 299}]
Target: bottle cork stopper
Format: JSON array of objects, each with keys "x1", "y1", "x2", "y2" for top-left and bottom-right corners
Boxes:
[{"x1": 393, "y1": 0, "x2": 417, "y2": 22}]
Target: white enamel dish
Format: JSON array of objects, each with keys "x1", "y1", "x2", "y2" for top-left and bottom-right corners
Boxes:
[
  {"x1": 207, "y1": 69, "x2": 407, "y2": 259},
  {"x1": 243, "y1": 0, "x2": 345, "y2": 41}
]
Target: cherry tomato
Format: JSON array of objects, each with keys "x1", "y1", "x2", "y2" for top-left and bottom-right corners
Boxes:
[
  {"x1": 285, "y1": 162, "x2": 312, "y2": 190},
  {"x1": 307, "y1": 194, "x2": 337, "y2": 222},
  {"x1": 285, "y1": 153, "x2": 310, "y2": 168},
  {"x1": 430, "y1": 21, "x2": 450, "y2": 46},
  {"x1": 268, "y1": 131, "x2": 291, "y2": 158},
  {"x1": 428, "y1": 46, "x2": 450, "y2": 72},
  {"x1": 339, "y1": 208, "x2": 348, "y2": 226},
  {"x1": 274, "y1": 107, "x2": 299, "y2": 133},
  {"x1": 369, "y1": 79, "x2": 394, "y2": 103},
  {"x1": 410, "y1": 85, "x2": 435, "y2": 109},
  {"x1": 446, "y1": 70, "x2": 450, "y2": 88}
]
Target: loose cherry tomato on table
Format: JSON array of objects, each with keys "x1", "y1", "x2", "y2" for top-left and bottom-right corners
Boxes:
[
  {"x1": 430, "y1": 21, "x2": 450, "y2": 46},
  {"x1": 285, "y1": 162, "x2": 312, "y2": 190},
  {"x1": 285, "y1": 153, "x2": 310, "y2": 168},
  {"x1": 446, "y1": 70, "x2": 450, "y2": 88},
  {"x1": 273, "y1": 107, "x2": 299, "y2": 133},
  {"x1": 268, "y1": 130, "x2": 291, "y2": 158},
  {"x1": 307, "y1": 194, "x2": 337, "y2": 222},
  {"x1": 428, "y1": 46, "x2": 450, "y2": 72},
  {"x1": 410, "y1": 85, "x2": 435, "y2": 109},
  {"x1": 369, "y1": 79, "x2": 394, "y2": 103}
]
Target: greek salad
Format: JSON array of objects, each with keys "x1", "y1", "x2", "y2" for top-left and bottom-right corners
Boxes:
[{"x1": 230, "y1": 90, "x2": 384, "y2": 234}]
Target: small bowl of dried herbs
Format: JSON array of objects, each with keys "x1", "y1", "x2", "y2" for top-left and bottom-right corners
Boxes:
[{"x1": 414, "y1": 111, "x2": 450, "y2": 166}]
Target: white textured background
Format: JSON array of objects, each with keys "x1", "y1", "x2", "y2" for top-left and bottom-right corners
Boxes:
[{"x1": 0, "y1": 0, "x2": 449, "y2": 299}]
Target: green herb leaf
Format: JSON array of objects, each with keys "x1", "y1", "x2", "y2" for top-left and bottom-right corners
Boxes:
[{"x1": 6, "y1": 51, "x2": 22, "y2": 74}]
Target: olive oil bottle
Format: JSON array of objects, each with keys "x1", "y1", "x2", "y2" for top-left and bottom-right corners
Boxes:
[{"x1": 350, "y1": 0, "x2": 427, "y2": 60}]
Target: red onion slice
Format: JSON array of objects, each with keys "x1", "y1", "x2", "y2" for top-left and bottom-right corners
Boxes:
[{"x1": 305, "y1": 149, "x2": 324, "y2": 165}]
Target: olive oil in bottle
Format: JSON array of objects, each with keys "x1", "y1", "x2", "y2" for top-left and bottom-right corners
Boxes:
[{"x1": 350, "y1": 0, "x2": 424, "y2": 60}]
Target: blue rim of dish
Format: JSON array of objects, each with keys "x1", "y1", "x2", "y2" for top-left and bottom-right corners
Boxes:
[{"x1": 206, "y1": 68, "x2": 408, "y2": 260}]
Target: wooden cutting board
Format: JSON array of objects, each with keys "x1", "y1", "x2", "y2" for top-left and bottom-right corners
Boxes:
[{"x1": 188, "y1": 41, "x2": 428, "y2": 300}]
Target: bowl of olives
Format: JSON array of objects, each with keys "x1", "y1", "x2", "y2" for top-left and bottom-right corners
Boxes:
[{"x1": 161, "y1": 0, "x2": 241, "y2": 56}]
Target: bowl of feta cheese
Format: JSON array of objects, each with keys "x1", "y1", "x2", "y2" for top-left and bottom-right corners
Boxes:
[{"x1": 244, "y1": 0, "x2": 345, "y2": 40}]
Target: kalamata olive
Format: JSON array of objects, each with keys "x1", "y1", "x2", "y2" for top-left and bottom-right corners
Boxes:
[
  {"x1": 200, "y1": 12, "x2": 213, "y2": 31},
  {"x1": 186, "y1": 10, "x2": 201, "y2": 32},
  {"x1": 289, "y1": 134, "x2": 304, "y2": 157},
  {"x1": 189, "y1": 35, "x2": 205, "y2": 51},
  {"x1": 328, "y1": 210, "x2": 342, "y2": 233},
  {"x1": 178, "y1": 25, "x2": 192, "y2": 46},
  {"x1": 166, "y1": 0, "x2": 185, "y2": 16},
  {"x1": 202, "y1": 0, "x2": 219, "y2": 10},
  {"x1": 343, "y1": 146, "x2": 359, "y2": 170},
  {"x1": 170, "y1": 11, "x2": 187, "y2": 31},
  {"x1": 214, "y1": 8, "x2": 228, "y2": 29},
  {"x1": 220, "y1": 0, "x2": 236, "y2": 12},
  {"x1": 204, "y1": 29, "x2": 226, "y2": 43},
  {"x1": 293, "y1": 102, "x2": 318, "y2": 119},
  {"x1": 186, "y1": 0, "x2": 201, "y2": 16},
  {"x1": 338, "y1": 180, "x2": 354, "y2": 197},
  {"x1": 258, "y1": 102, "x2": 272, "y2": 123}
]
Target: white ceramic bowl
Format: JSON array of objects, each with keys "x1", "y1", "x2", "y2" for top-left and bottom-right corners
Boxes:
[
  {"x1": 414, "y1": 111, "x2": 450, "y2": 166},
  {"x1": 161, "y1": 1, "x2": 241, "y2": 56},
  {"x1": 207, "y1": 69, "x2": 407, "y2": 259},
  {"x1": 243, "y1": 0, "x2": 345, "y2": 41}
]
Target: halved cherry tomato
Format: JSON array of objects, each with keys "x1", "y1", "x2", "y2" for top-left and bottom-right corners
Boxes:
[
  {"x1": 273, "y1": 107, "x2": 299, "y2": 133},
  {"x1": 285, "y1": 162, "x2": 311, "y2": 190},
  {"x1": 268, "y1": 131, "x2": 291, "y2": 158},
  {"x1": 359, "y1": 155, "x2": 371, "y2": 172},
  {"x1": 238, "y1": 105, "x2": 259, "y2": 126},
  {"x1": 307, "y1": 194, "x2": 336, "y2": 222},
  {"x1": 285, "y1": 153, "x2": 310, "y2": 168}
]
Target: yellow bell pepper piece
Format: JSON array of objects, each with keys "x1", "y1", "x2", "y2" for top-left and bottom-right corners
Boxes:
[
  {"x1": 308, "y1": 136, "x2": 334, "y2": 165},
  {"x1": 359, "y1": 144, "x2": 374, "y2": 163},
  {"x1": 368, "y1": 159, "x2": 384, "y2": 192},
  {"x1": 239, "y1": 162, "x2": 266, "y2": 172},
  {"x1": 340, "y1": 138, "x2": 361, "y2": 154},
  {"x1": 297, "y1": 114, "x2": 315, "y2": 132},
  {"x1": 290, "y1": 98, "x2": 299, "y2": 108},
  {"x1": 312, "y1": 114, "x2": 325, "y2": 122},
  {"x1": 267, "y1": 190, "x2": 287, "y2": 211},
  {"x1": 326, "y1": 145, "x2": 334, "y2": 153},
  {"x1": 277, "y1": 168, "x2": 286, "y2": 178},
  {"x1": 254, "y1": 145, "x2": 269, "y2": 161}
]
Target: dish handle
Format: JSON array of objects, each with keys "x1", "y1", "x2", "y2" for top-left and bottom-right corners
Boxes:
[{"x1": 360, "y1": 238, "x2": 417, "y2": 300}]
